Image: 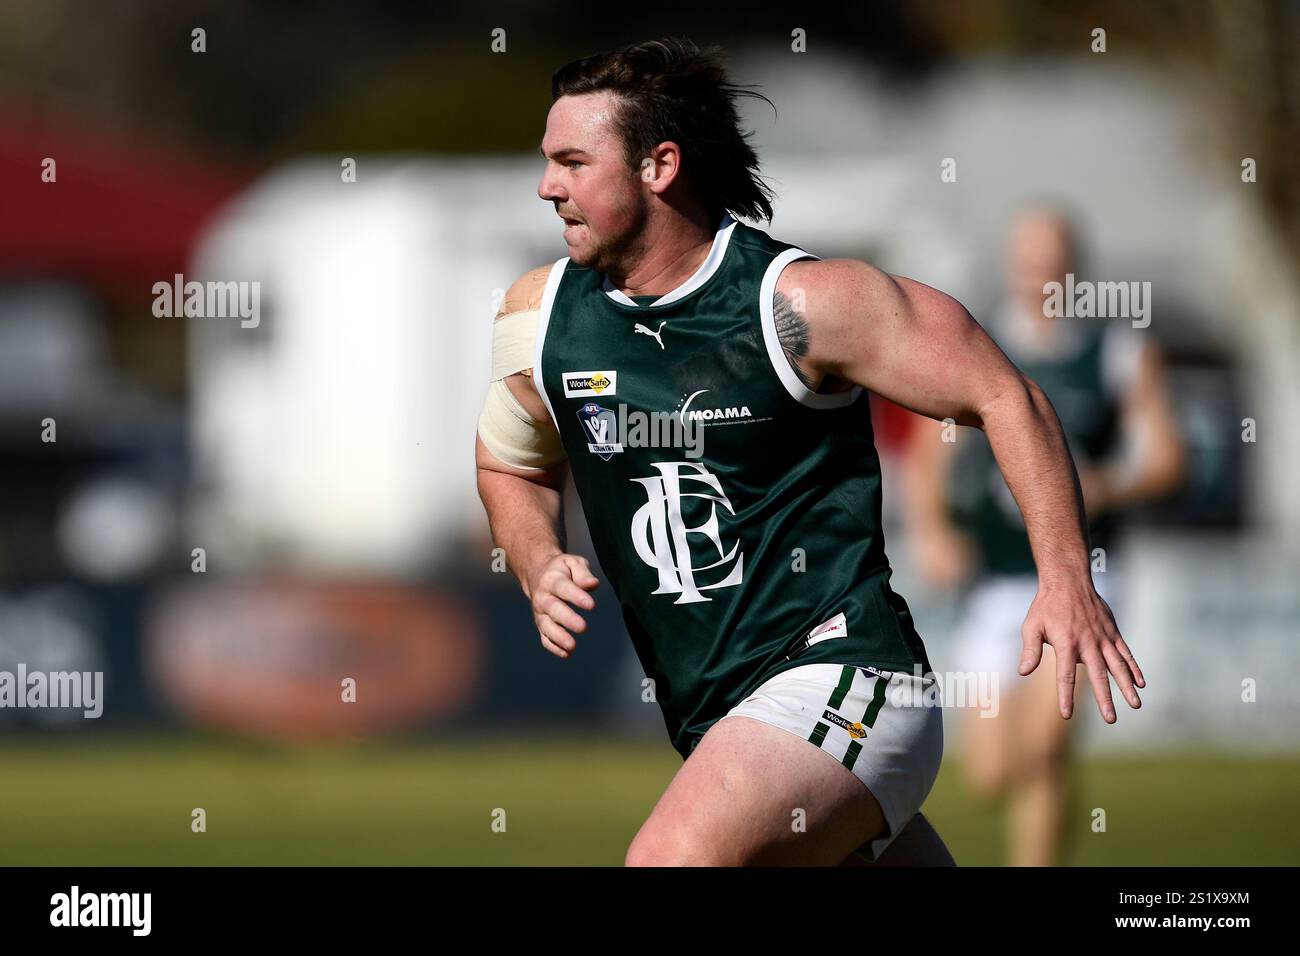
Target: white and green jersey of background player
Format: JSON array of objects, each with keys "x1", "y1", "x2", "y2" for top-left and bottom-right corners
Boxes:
[{"x1": 531, "y1": 212, "x2": 934, "y2": 760}]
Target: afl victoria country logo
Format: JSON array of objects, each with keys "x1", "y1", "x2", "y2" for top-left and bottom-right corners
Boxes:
[{"x1": 576, "y1": 402, "x2": 622, "y2": 461}]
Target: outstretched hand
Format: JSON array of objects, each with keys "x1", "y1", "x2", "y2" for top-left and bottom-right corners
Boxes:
[{"x1": 1019, "y1": 582, "x2": 1146, "y2": 722}]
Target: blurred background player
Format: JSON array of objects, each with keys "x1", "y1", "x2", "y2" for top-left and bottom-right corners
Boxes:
[{"x1": 903, "y1": 203, "x2": 1186, "y2": 866}]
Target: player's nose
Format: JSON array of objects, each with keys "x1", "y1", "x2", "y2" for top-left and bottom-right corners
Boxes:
[{"x1": 537, "y1": 168, "x2": 565, "y2": 203}]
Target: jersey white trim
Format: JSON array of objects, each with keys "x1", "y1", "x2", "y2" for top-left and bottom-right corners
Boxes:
[
  {"x1": 1100, "y1": 320, "x2": 1147, "y2": 402},
  {"x1": 759, "y1": 247, "x2": 863, "y2": 409},
  {"x1": 531, "y1": 257, "x2": 569, "y2": 430},
  {"x1": 599, "y1": 213, "x2": 738, "y2": 307}
]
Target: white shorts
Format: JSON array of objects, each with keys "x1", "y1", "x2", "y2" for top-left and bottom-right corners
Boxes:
[
  {"x1": 954, "y1": 572, "x2": 1121, "y2": 687},
  {"x1": 724, "y1": 662, "x2": 944, "y2": 862}
]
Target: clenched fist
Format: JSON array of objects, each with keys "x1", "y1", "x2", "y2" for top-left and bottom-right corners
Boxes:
[{"x1": 524, "y1": 553, "x2": 601, "y2": 659}]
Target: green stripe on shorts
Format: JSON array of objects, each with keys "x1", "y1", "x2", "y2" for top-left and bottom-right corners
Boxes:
[
  {"x1": 827, "y1": 664, "x2": 856, "y2": 710},
  {"x1": 842, "y1": 739, "x2": 863, "y2": 771},
  {"x1": 861, "y1": 670, "x2": 889, "y2": 728},
  {"x1": 809, "y1": 722, "x2": 830, "y2": 749}
]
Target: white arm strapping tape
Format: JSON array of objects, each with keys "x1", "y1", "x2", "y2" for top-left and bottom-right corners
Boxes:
[
  {"x1": 477, "y1": 308, "x2": 565, "y2": 470},
  {"x1": 491, "y1": 309, "x2": 540, "y2": 381}
]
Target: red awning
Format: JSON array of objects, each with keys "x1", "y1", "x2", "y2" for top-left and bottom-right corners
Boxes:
[{"x1": 0, "y1": 101, "x2": 257, "y2": 292}]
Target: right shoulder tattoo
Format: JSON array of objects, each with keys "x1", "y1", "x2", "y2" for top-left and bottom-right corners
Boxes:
[{"x1": 773, "y1": 289, "x2": 816, "y2": 389}]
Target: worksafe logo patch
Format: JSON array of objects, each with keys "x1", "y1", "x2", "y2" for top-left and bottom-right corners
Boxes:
[
  {"x1": 822, "y1": 709, "x2": 867, "y2": 739},
  {"x1": 563, "y1": 370, "x2": 617, "y2": 397}
]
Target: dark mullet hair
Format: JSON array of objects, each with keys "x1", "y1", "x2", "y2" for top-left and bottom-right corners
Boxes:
[{"x1": 551, "y1": 36, "x2": 777, "y2": 224}]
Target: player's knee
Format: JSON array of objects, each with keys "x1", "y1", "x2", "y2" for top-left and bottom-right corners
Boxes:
[
  {"x1": 1012, "y1": 716, "x2": 1073, "y2": 773},
  {"x1": 963, "y1": 756, "x2": 1009, "y2": 801},
  {"x1": 1016, "y1": 736, "x2": 1071, "y2": 779}
]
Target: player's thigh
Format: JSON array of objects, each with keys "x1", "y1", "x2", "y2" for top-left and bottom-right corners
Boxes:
[
  {"x1": 959, "y1": 700, "x2": 1015, "y2": 798},
  {"x1": 1011, "y1": 567, "x2": 1122, "y2": 765},
  {"x1": 1013, "y1": 647, "x2": 1080, "y2": 767},
  {"x1": 953, "y1": 576, "x2": 1036, "y2": 795},
  {"x1": 626, "y1": 713, "x2": 886, "y2": 866}
]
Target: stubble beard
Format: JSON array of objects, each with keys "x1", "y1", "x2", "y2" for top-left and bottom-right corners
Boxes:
[{"x1": 584, "y1": 196, "x2": 647, "y2": 278}]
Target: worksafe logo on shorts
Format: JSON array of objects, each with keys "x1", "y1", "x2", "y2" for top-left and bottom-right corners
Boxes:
[
  {"x1": 822, "y1": 710, "x2": 868, "y2": 739},
  {"x1": 562, "y1": 370, "x2": 617, "y2": 397}
]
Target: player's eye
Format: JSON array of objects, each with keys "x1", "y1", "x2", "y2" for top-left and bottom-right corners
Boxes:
[{"x1": 567, "y1": 160, "x2": 583, "y2": 170}]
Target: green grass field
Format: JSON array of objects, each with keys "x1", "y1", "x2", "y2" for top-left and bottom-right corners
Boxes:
[{"x1": 1, "y1": 733, "x2": 1296, "y2": 865}]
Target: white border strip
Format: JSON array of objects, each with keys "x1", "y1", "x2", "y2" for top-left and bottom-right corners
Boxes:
[
  {"x1": 531, "y1": 257, "x2": 569, "y2": 429},
  {"x1": 600, "y1": 213, "x2": 737, "y2": 307},
  {"x1": 759, "y1": 247, "x2": 863, "y2": 409}
]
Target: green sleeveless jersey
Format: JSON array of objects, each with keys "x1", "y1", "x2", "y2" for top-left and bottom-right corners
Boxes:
[
  {"x1": 532, "y1": 214, "x2": 931, "y2": 759},
  {"x1": 951, "y1": 305, "x2": 1125, "y2": 574}
]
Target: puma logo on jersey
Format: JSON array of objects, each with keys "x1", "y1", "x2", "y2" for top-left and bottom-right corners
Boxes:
[{"x1": 634, "y1": 321, "x2": 667, "y2": 350}]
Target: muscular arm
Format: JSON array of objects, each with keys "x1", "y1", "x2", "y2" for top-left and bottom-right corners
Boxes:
[
  {"x1": 475, "y1": 267, "x2": 599, "y2": 658},
  {"x1": 475, "y1": 431, "x2": 567, "y2": 591},
  {"x1": 777, "y1": 259, "x2": 1145, "y2": 720},
  {"x1": 1081, "y1": 338, "x2": 1186, "y2": 516}
]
